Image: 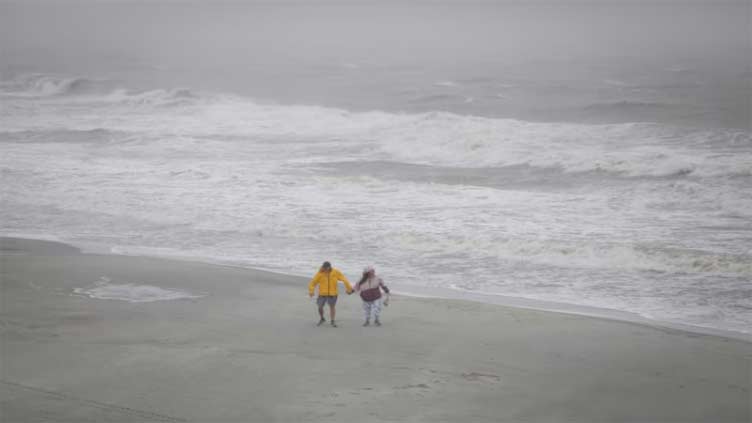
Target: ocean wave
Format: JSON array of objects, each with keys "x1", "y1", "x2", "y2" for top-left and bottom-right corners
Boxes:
[
  {"x1": 583, "y1": 100, "x2": 672, "y2": 111},
  {"x1": 395, "y1": 234, "x2": 752, "y2": 276},
  {"x1": 407, "y1": 93, "x2": 462, "y2": 104},
  {"x1": 0, "y1": 128, "x2": 129, "y2": 144},
  {"x1": 102, "y1": 87, "x2": 199, "y2": 107},
  {"x1": 0, "y1": 74, "x2": 199, "y2": 107},
  {"x1": 372, "y1": 113, "x2": 752, "y2": 178},
  {"x1": 434, "y1": 80, "x2": 459, "y2": 87},
  {"x1": 3, "y1": 74, "x2": 751, "y2": 178},
  {"x1": 0, "y1": 74, "x2": 111, "y2": 97}
]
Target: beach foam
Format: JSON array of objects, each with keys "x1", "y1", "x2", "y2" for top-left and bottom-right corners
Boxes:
[{"x1": 73, "y1": 277, "x2": 204, "y2": 303}]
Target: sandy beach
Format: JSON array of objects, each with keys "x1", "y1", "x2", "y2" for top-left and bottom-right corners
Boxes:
[{"x1": 1, "y1": 237, "x2": 750, "y2": 422}]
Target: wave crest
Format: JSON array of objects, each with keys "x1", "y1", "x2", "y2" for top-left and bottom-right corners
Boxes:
[
  {"x1": 0, "y1": 74, "x2": 108, "y2": 97},
  {"x1": 396, "y1": 233, "x2": 752, "y2": 276},
  {"x1": 3, "y1": 73, "x2": 750, "y2": 178},
  {"x1": 103, "y1": 87, "x2": 199, "y2": 106},
  {"x1": 374, "y1": 114, "x2": 752, "y2": 178},
  {"x1": 0, "y1": 74, "x2": 199, "y2": 106}
]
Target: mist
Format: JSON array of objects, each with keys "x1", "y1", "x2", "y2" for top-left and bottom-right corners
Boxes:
[{"x1": 2, "y1": 0, "x2": 749, "y2": 127}]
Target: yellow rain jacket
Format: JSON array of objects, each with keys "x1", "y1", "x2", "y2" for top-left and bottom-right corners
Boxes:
[{"x1": 308, "y1": 268, "x2": 353, "y2": 297}]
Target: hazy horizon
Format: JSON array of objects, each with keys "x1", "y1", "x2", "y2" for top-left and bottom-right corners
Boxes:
[{"x1": 2, "y1": 0, "x2": 749, "y2": 127}]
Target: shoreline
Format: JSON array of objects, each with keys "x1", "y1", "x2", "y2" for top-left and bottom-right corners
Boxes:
[
  {"x1": 2, "y1": 236, "x2": 750, "y2": 422},
  {"x1": 2, "y1": 234, "x2": 748, "y2": 343}
]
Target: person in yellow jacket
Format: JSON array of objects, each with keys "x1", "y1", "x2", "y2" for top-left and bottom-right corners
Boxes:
[{"x1": 308, "y1": 261, "x2": 353, "y2": 327}]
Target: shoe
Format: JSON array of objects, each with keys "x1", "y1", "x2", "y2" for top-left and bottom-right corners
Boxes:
[
  {"x1": 362, "y1": 320, "x2": 370, "y2": 327},
  {"x1": 374, "y1": 319, "x2": 381, "y2": 326},
  {"x1": 317, "y1": 318, "x2": 325, "y2": 326},
  {"x1": 331, "y1": 321, "x2": 338, "y2": 328}
]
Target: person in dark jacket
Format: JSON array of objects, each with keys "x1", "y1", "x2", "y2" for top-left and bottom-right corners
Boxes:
[{"x1": 354, "y1": 265, "x2": 390, "y2": 326}]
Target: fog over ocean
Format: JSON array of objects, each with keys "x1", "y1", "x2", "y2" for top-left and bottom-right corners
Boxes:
[{"x1": 1, "y1": 0, "x2": 750, "y2": 334}]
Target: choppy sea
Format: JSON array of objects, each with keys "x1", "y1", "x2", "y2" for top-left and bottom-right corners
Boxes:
[
  {"x1": 1, "y1": 69, "x2": 750, "y2": 335},
  {"x1": 2, "y1": 0, "x2": 751, "y2": 335}
]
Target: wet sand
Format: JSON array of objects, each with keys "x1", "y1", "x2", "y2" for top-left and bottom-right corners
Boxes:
[{"x1": 1, "y1": 237, "x2": 750, "y2": 422}]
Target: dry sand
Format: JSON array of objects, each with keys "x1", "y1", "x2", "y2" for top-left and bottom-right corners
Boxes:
[{"x1": 1, "y1": 237, "x2": 750, "y2": 422}]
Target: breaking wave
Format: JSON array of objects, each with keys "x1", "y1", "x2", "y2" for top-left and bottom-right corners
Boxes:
[
  {"x1": 0, "y1": 74, "x2": 109, "y2": 97},
  {"x1": 583, "y1": 100, "x2": 672, "y2": 112},
  {"x1": 3, "y1": 72, "x2": 751, "y2": 334},
  {"x1": 3, "y1": 73, "x2": 751, "y2": 180},
  {"x1": 395, "y1": 233, "x2": 752, "y2": 276},
  {"x1": 0, "y1": 73, "x2": 198, "y2": 106}
]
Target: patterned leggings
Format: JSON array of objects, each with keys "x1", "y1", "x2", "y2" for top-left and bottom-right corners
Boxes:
[{"x1": 362, "y1": 299, "x2": 383, "y2": 321}]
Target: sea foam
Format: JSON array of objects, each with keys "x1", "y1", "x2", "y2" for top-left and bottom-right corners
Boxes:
[
  {"x1": 74, "y1": 277, "x2": 204, "y2": 303},
  {"x1": 3, "y1": 73, "x2": 748, "y2": 178},
  {"x1": 3, "y1": 73, "x2": 751, "y2": 334}
]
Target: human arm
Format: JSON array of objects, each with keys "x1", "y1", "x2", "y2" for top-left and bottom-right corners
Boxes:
[
  {"x1": 339, "y1": 271, "x2": 354, "y2": 294},
  {"x1": 308, "y1": 274, "x2": 320, "y2": 297},
  {"x1": 380, "y1": 279, "x2": 390, "y2": 305}
]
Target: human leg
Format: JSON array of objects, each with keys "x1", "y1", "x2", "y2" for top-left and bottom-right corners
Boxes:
[
  {"x1": 373, "y1": 299, "x2": 383, "y2": 326},
  {"x1": 316, "y1": 296, "x2": 326, "y2": 325},
  {"x1": 362, "y1": 301, "x2": 372, "y2": 326},
  {"x1": 328, "y1": 296, "x2": 338, "y2": 327}
]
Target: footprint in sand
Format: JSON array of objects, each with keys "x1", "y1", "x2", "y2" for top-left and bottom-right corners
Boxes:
[
  {"x1": 395, "y1": 383, "x2": 430, "y2": 390},
  {"x1": 461, "y1": 372, "x2": 501, "y2": 383}
]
